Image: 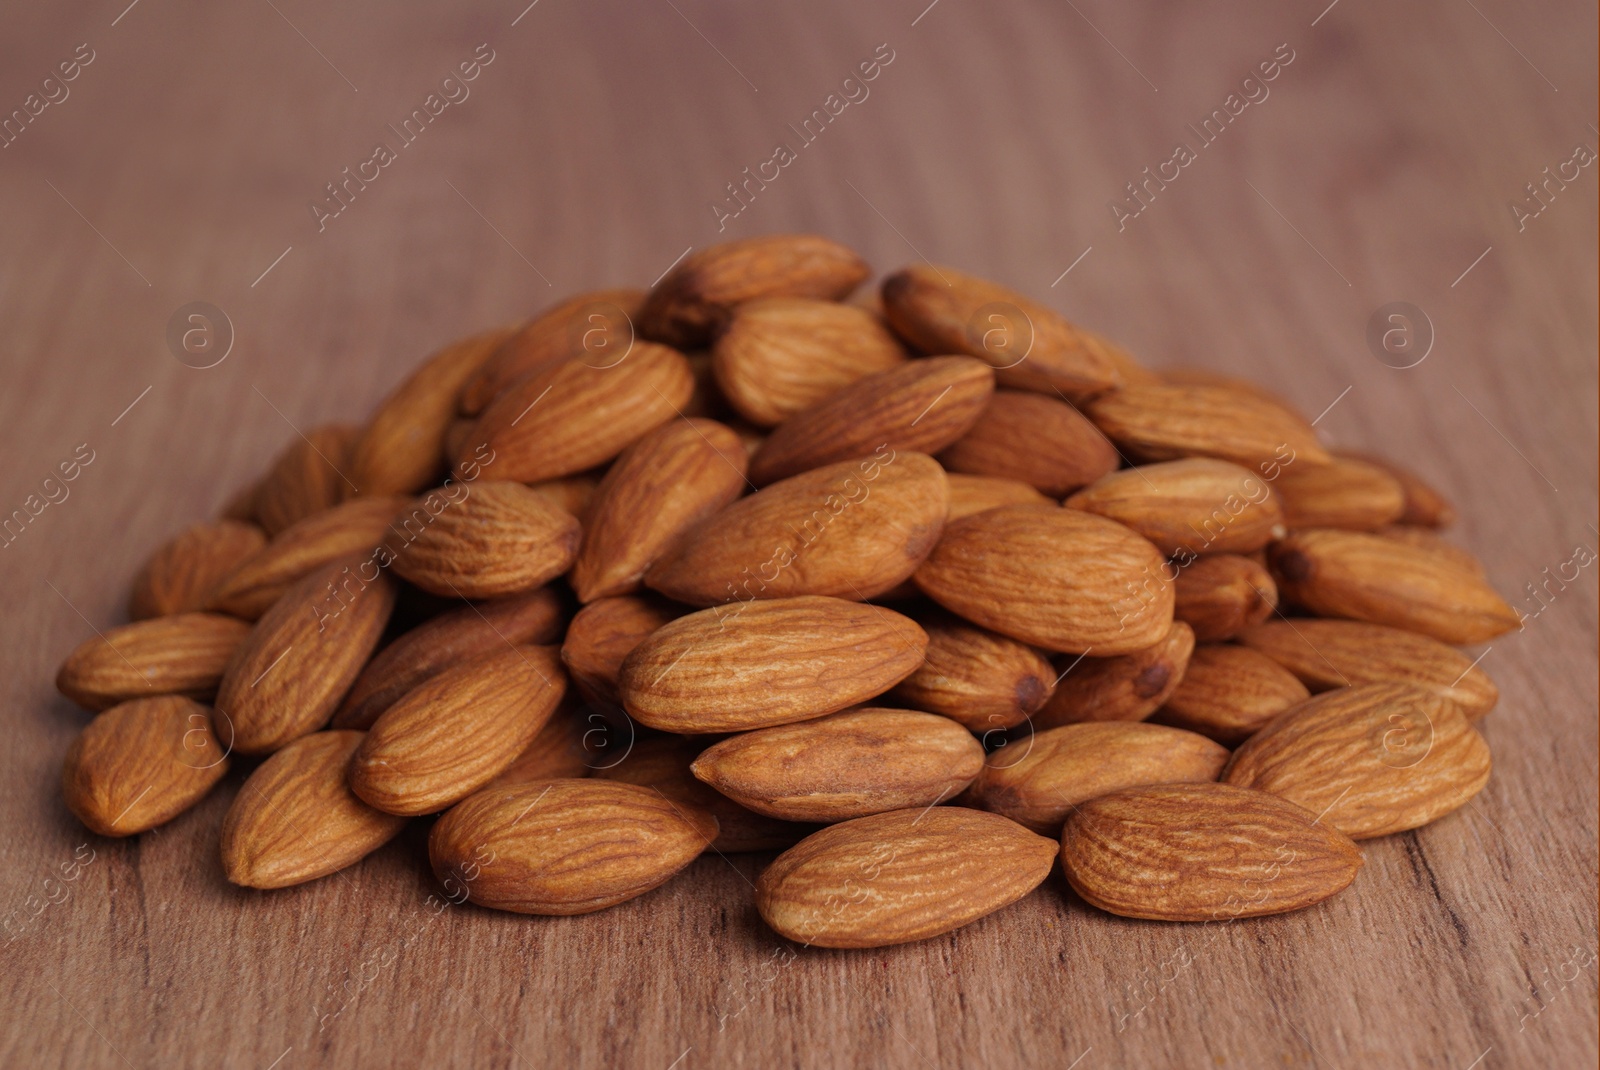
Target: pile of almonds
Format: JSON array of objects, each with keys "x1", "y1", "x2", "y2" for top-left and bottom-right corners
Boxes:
[{"x1": 54, "y1": 234, "x2": 1520, "y2": 947}]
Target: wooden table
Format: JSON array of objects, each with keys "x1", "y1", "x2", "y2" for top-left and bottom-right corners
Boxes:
[{"x1": 2, "y1": 1, "x2": 1594, "y2": 1066}]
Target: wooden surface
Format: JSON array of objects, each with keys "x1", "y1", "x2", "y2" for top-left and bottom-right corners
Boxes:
[{"x1": 2, "y1": 1, "x2": 1595, "y2": 1067}]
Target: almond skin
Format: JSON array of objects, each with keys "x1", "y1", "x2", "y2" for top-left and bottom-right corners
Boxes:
[
  {"x1": 215, "y1": 557, "x2": 397, "y2": 755},
  {"x1": 1060, "y1": 783, "x2": 1363, "y2": 921},
  {"x1": 1335, "y1": 449, "x2": 1456, "y2": 528},
  {"x1": 711, "y1": 297, "x2": 908, "y2": 427},
  {"x1": 56, "y1": 612, "x2": 252, "y2": 711},
  {"x1": 617, "y1": 596, "x2": 928, "y2": 733},
  {"x1": 1173, "y1": 554, "x2": 1278, "y2": 641},
  {"x1": 1084, "y1": 383, "x2": 1330, "y2": 470},
  {"x1": 945, "y1": 473, "x2": 1054, "y2": 520},
  {"x1": 646, "y1": 450, "x2": 948, "y2": 606},
  {"x1": 1375, "y1": 526, "x2": 1484, "y2": 576},
  {"x1": 939, "y1": 390, "x2": 1118, "y2": 497},
  {"x1": 1154, "y1": 644, "x2": 1311, "y2": 746},
  {"x1": 889, "y1": 614, "x2": 1056, "y2": 731},
  {"x1": 747, "y1": 357, "x2": 994, "y2": 486},
  {"x1": 1273, "y1": 455, "x2": 1406, "y2": 531},
  {"x1": 638, "y1": 234, "x2": 870, "y2": 349},
  {"x1": 1065, "y1": 458, "x2": 1286, "y2": 556},
  {"x1": 254, "y1": 425, "x2": 360, "y2": 536},
  {"x1": 1268, "y1": 529, "x2": 1520, "y2": 643},
  {"x1": 349, "y1": 646, "x2": 567, "y2": 816},
  {"x1": 879, "y1": 263, "x2": 1120, "y2": 401},
  {"x1": 428, "y1": 779, "x2": 718, "y2": 915},
  {"x1": 128, "y1": 520, "x2": 266, "y2": 620},
  {"x1": 1237, "y1": 619, "x2": 1498, "y2": 720},
  {"x1": 1223, "y1": 682, "x2": 1492, "y2": 840},
  {"x1": 755, "y1": 807, "x2": 1057, "y2": 948},
  {"x1": 62, "y1": 696, "x2": 230, "y2": 836},
  {"x1": 391, "y1": 481, "x2": 580, "y2": 599},
  {"x1": 691, "y1": 708, "x2": 986, "y2": 822},
  {"x1": 457, "y1": 342, "x2": 695, "y2": 483},
  {"x1": 488, "y1": 708, "x2": 595, "y2": 788},
  {"x1": 913, "y1": 503, "x2": 1175, "y2": 655},
  {"x1": 964, "y1": 722, "x2": 1229, "y2": 834},
  {"x1": 220, "y1": 730, "x2": 407, "y2": 889},
  {"x1": 560, "y1": 595, "x2": 683, "y2": 712},
  {"x1": 335, "y1": 587, "x2": 567, "y2": 730},
  {"x1": 572, "y1": 419, "x2": 748, "y2": 602},
  {"x1": 1033, "y1": 620, "x2": 1194, "y2": 728}
]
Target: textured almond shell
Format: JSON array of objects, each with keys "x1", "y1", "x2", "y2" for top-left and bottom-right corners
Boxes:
[
  {"x1": 1084, "y1": 384, "x2": 1330, "y2": 470},
  {"x1": 1034, "y1": 620, "x2": 1194, "y2": 729},
  {"x1": 1173, "y1": 554, "x2": 1278, "y2": 642},
  {"x1": 1155, "y1": 644, "x2": 1311, "y2": 746},
  {"x1": 940, "y1": 390, "x2": 1118, "y2": 497},
  {"x1": 889, "y1": 616, "x2": 1056, "y2": 731},
  {"x1": 62, "y1": 696, "x2": 229, "y2": 836},
  {"x1": 1065, "y1": 458, "x2": 1286, "y2": 556},
  {"x1": 129, "y1": 519, "x2": 266, "y2": 620},
  {"x1": 56, "y1": 612, "x2": 251, "y2": 711},
  {"x1": 391, "y1": 481, "x2": 580, "y2": 599}
]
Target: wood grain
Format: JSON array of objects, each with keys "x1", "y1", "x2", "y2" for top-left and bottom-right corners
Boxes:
[{"x1": 1, "y1": 0, "x2": 1594, "y2": 1067}]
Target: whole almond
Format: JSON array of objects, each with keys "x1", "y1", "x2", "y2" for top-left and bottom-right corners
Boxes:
[
  {"x1": 62, "y1": 696, "x2": 229, "y2": 836},
  {"x1": 525, "y1": 474, "x2": 600, "y2": 522},
  {"x1": 964, "y1": 722, "x2": 1229, "y2": 834},
  {"x1": 391, "y1": 481, "x2": 580, "y2": 599},
  {"x1": 1375, "y1": 525, "x2": 1485, "y2": 576},
  {"x1": 572, "y1": 419, "x2": 748, "y2": 602},
  {"x1": 457, "y1": 342, "x2": 695, "y2": 483},
  {"x1": 889, "y1": 614, "x2": 1056, "y2": 731},
  {"x1": 1223, "y1": 683, "x2": 1491, "y2": 839},
  {"x1": 646, "y1": 451, "x2": 948, "y2": 606},
  {"x1": 220, "y1": 730, "x2": 407, "y2": 888},
  {"x1": 350, "y1": 645, "x2": 567, "y2": 816},
  {"x1": 712, "y1": 298, "x2": 907, "y2": 427},
  {"x1": 747, "y1": 357, "x2": 994, "y2": 486},
  {"x1": 618, "y1": 596, "x2": 928, "y2": 733},
  {"x1": 428, "y1": 779, "x2": 718, "y2": 915},
  {"x1": 1273, "y1": 455, "x2": 1406, "y2": 531},
  {"x1": 215, "y1": 558, "x2": 397, "y2": 755},
  {"x1": 561, "y1": 595, "x2": 683, "y2": 712},
  {"x1": 56, "y1": 612, "x2": 252, "y2": 711},
  {"x1": 128, "y1": 519, "x2": 266, "y2": 620},
  {"x1": 1154, "y1": 644, "x2": 1311, "y2": 746},
  {"x1": 939, "y1": 390, "x2": 1118, "y2": 497},
  {"x1": 1173, "y1": 554, "x2": 1279, "y2": 641},
  {"x1": 913, "y1": 503, "x2": 1174, "y2": 655},
  {"x1": 879, "y1": 263, "x2": 1120, "y2": 400},
  {"x1": 945, "y1": 473, "x2": 1054, "y2": 520},
  {"x1": 254, "y1": 425, "x2": 360, "y2": 536},
  {"x1": 638, "y1": 235, "x2": 870, "y2": 348},
  {"x1": 1269, "y1": 529, "x2": 1520, "y2": 643},
  {"x1": 1060, "y1": 783, "x2": 1363, "y2": 921},
  {"x1": 1033, "y1": 620, "x2": 1194, "y2": 728},
  {"x1": 488, "y1": 707, "x2": 596, "y2": 788},
  {"x1": 691, "y1": 708, "x2": 985, "y2": 822},
  {"x1": 1237, "y1": 619, "x2": 1498, "y2": 720},
  {"x1": 1084, "y1": 383, "x2": 1330, "y2": 470},
  {"x1": 1336, "y1": 450, "x2": 1456, "y2": 528},
  {"x1": 755, "y1": 807, "x2": 1057, "y2": 948},
  {"x1": 1065, "y1": 458, "x2": 1286, "y2": 556}
]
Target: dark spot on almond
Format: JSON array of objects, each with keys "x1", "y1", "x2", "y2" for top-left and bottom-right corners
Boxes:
[{"x1": 1133, "y1": 663, "x2": 1172, "y2": 699}]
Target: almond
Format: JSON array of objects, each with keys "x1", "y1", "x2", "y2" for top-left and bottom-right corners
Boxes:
[
  {"x1": 964, "y1": 722, "x2": 1229, "y2": 834},
  {"x1": 349, "y1": 645, "x2": 567, "y2": 816},
  {"x1": 1059, "y1": 783, "x2": 1363, "y2": 921},
  {"x1": 945, "y1": 473, "x2": 1054, "y2": 520},
  {"x1": 1223, "y1": 682, "x2": 1491, "y2": 839},
  {"x1": 1273, "y1": 455, "x2": 1406, "y2": 531},
  {"x1": 913, "y1": 503, "x2": 1174, "y2": 655},
  {"x1": 572, "y1": 419, "x2": 748, "y2": 602},
  {"x1": 1084, "y1": 383, "x2": 1330, "y2": 470},
  {"x1": 1374, "y1": 525, "x2": 1484, "y2": 575},
  {"x1": 1237, "y1": 619, "x2": 1498, "y2": 720},
  {"x1": 1335, "y1": 450, "x2": 1456, "y2": 528},
  {"x1": 646, "y1": 451, "x2": 948, "y2": 605},
  {"x1": 427, "y1": 779, "x2": 718, "y2": 914},
  {"x1": 335, "y1": 587, "x2": 568, "y2": 729},
  {"x1": 488, "y1": 707, "x2": 596, "y2": 787},
  {"x1": 525, "y1": 474, "x2": 600, "y2": 522},
  {"x1": 879, "y1": 263, "x2": 1120, "y2": 400},
  {"x1": 939, "y1": 390, "x2": 1118, "y2": 497},
  {"x1": 690, "y1": 708, "x2": 985, "y2": 822},
  {"x1": 391, "y1": 481, "x2": 580, "y2": 599},
  {"x1": 1173, "y1": 554, "x2": 1278, "y2": 641},
  {"x1": 62, "y1": 696, "x2": 229, "y2": 836},
  {"x1": 218, "y1": 476, "x2": 262, "y2": 524},
  {"x1": 220, "y1": 730, "x2": 407, "y2": 888},
  {"x1": 1160, "y1": 367, "x2": 1301, "y2": 411},
  {"x1": 128, "y1": 520, "x2": 266, "y2": 620},
  {"x1": 1033, "y1": 620, "x2": 1194, "y2": 728},
  {"x1": 349, "y1": 325, "x2": 516, "y2": 495},
  {"x1": 561, "y1": 594, "x2": 683, "y2": 712},
  {"x1": 215, "y1": 557, "x2": 397, "y2": 755},
  {"x1": 711, "y1": 298, "x2": 908, "y2": 427},
  {"x1": 1154, "y1": 644, "x2": 1311, "y2": 746},
  {"x1": 56, "y1": 612, "x2": 252, "y2": 711},
  {"x1": 755, "y1": 807, "x2": 1057, "y2": 948},
  {"x1": 1064, "y1": 458, "x2": 1286, "y2": 556},
  {"x1": 254, "y1": 425, "x2": 360, "y2": 536},
  {"x1": 747, "y1": 357, "x2": 994, "y2": 486},
  {"x1": 456, "y1": 342, "x2": 695, "y2": 483},
  {"x1": 889, "y1": 613, "x2": 1056, "y2": 731},
  {"x1": 638, "y1": 235, "x2": 869, "y2": 348},
  {"x1": 617, "y1": 596, "x2": 928, "y2": 733},
  {"x1": 1268, "y1": 529, "x2": 1520, "y2": 643}
]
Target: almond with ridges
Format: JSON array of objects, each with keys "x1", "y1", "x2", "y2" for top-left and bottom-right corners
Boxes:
[
  {"x1": 62, "y1": 696, "x2": 229, "y2": 836},
  {"x1": 1065, "y1": 458, "x2": 1286, "y2": 556},
  {"x1": 56, "y1": 613, "x2": 252, "y2": 711},
  {"x1": 1172, "y1": 553, "x2": 1278, "y2": 641},
  {"x1": 1032, "y1": 620, "x2": 1194, "y2": 728},
  {"x1": 939, "y1": 390, "x2": 1118, "y2": 497},
  {"x1": 254, "y1": 425, "x2": 359, "y2": 537},
  {"x1": 391, "y1": 481, "x2": 580, "y2": 599},
  {"x1": 945, "y1": 473, "x2": 1053, "y2": 520},
  {"x1": 1154, "y1": 644, "x2": 1311, "y2": 746},
  {"x1": 1084, "y1": 383, "x2": 1329, "y2": 470},
  {"x1": 129, "y1": 520, "x2": 266, "y2": 620},
  {"x1": 1374, "y1": 525, "x2": 1484, "y2": 575},
  {"x1": 487, "y1": 706, "x2": 595, "y2": 787},
  {"x1": 889, "y1": 613, "x2": 1055, "y2": 731},
  {"x1": 561, "y1": 595, "x2": 683, "y2": 712},
  {"x1": 1273, "y1": 455, "x2": 1406, "y2": 531},
  {"x1": 1335, "y1": 449, "x2": 1456, "y2": 528}
]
